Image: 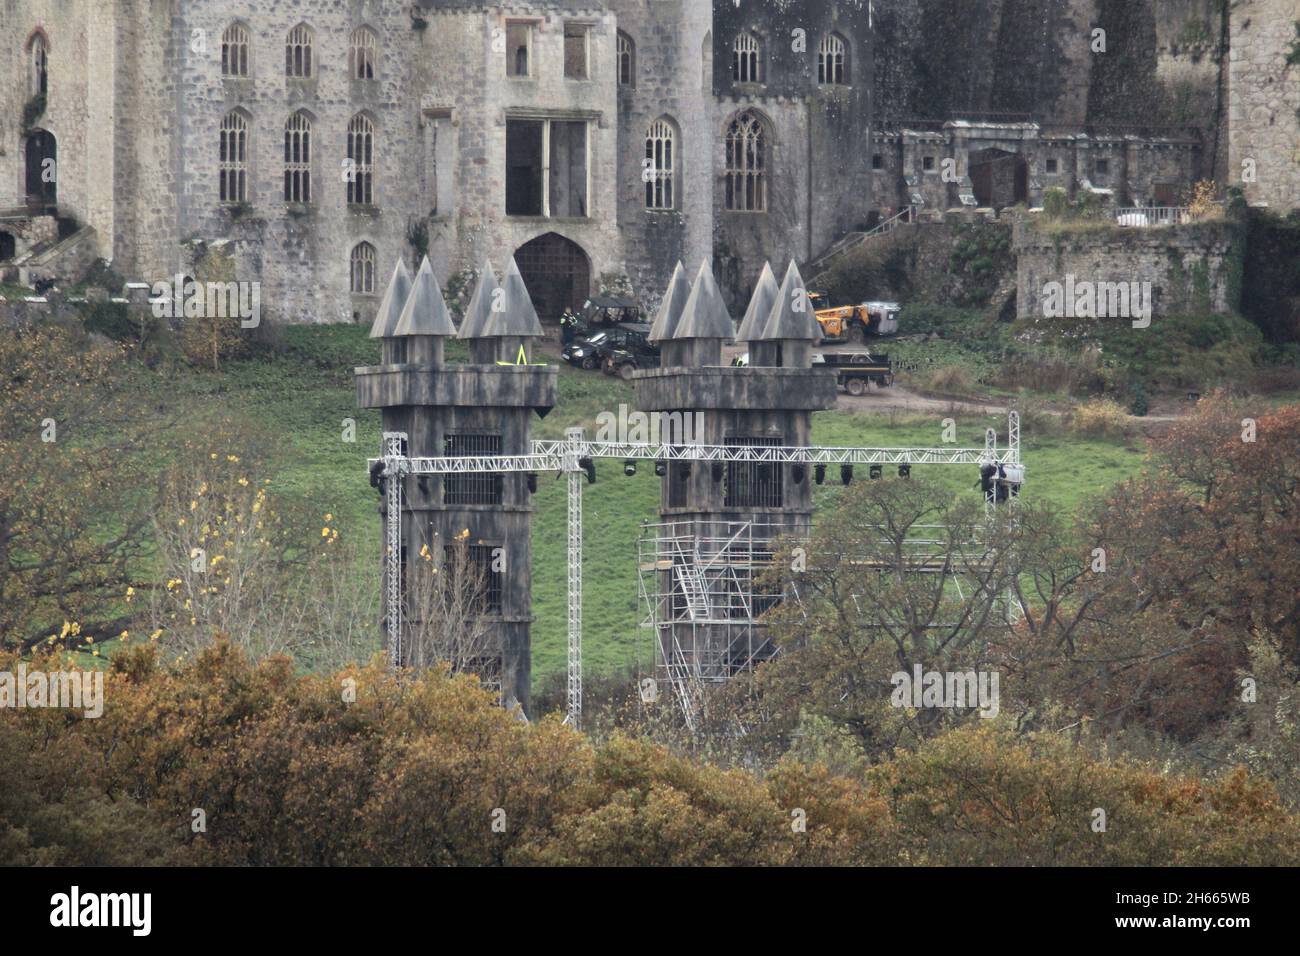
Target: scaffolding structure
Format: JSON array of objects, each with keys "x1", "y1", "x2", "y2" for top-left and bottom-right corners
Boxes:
[
  {"x1": 637, "y1": 520, "x2": 785, "y2": 713},
  {"x1": 371, "y1": 411, "x2": 1023, "y2": 731}
]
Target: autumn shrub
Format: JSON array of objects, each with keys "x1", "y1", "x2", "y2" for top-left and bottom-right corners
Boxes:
[
  {"x1": 2, "y1": 643, "x2": 1298, "y2": 866},
  {"x1": 874, "y1": 724, "x2": 1300, "y2": 866},
  {"x1": 1070, "y1": 398, "x2": 1129, "y2": 437}
]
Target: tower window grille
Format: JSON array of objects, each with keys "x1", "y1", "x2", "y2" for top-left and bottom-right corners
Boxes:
[
  {"x1": 443, "y1": 433, "x2": 504, "y2": 505},
  {"x1": 724, "y1": 436, "x2": 783, "y2": 507}
]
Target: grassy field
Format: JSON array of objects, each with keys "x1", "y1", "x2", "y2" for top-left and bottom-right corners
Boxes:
[{"x1": 113, "y1": 323, "x2": 1151, "y2": 690}]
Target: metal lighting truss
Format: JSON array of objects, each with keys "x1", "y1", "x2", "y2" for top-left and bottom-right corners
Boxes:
[{"x1": 371, "y1": 413, "x2": 1022, "y2": 730}]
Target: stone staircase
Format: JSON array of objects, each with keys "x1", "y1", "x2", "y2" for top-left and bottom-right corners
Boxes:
[
  {"x1": 804, "y1": 205, "x2": 917, "y2": 277},
  {"x1": 5, "y1": 223, "x2": 98, "y2": 287}
]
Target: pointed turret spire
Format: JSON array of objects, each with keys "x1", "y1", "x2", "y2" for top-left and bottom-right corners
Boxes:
[
  {"x1": 648, "y1": 261, "x2": 691, "y2": 343},
  {"x1": 393, "y1": 257, "x2": 456, "y2": 337},
  {"x1": 760, "y1": 260, "x2": 821, "y2": 341},
  {"x1": 735, "y1": 261, "x2": 779, "y2": 343},
  {"x1": 457, "y1": 259, "x2": 500, "y2": 340},
  {"x1": 671, "y1": 260, "x2": 733, "y2": 341},
  {"x1": 479, "y1": 256, "x2": 544, "y2": 338},
  {"x1": 369, "y1": 259, "x2": 412, "y2": 339}
]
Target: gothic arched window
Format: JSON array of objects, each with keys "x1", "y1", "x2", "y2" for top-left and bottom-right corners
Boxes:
[
  {"x1": 731, "y1": 32, "x2": 762, "y2": 84},
  {"x1": 818, "y1": 33, "x2": 847, "y2": 85},
  {"x1": 350, "y1": 27, "x2": 377, "y2": 80},
  {"x1": 222, "y1": 23, "x2": 250, "y2": 77},
  {"x1": 29, "y1": 32, "x2": 48, "y2": 97},
  {"x1": 347, "y1": 113, "x2": 375, "y2": 205},
  {"x1": 219, "y1": 111, "x2": 249, "y2": 203},
  {"x1": 351, "y1": 242, "x2": 376, "y2": 294},
  {"x1": 617, "y1": 31, "x2": 634, "y2": 86},
  {"x1": 724, "y1": 110, "x2": 768, "y2": 212},
  {"x1": 284, "y1": 112, "x2": 312, "y2": 203},
  {"x1": 645, "y1": 118, "x2": 676, "y2": 210},
  {"x1": 286, "y1": 24, "x2": 313, "y2": 78}
]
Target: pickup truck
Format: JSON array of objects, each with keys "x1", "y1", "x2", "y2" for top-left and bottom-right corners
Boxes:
[{"x1": 821, "y1": 351, "x2": 893, "y2": 395}]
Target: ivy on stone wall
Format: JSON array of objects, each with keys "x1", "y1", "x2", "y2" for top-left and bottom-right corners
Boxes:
[{"x1": 21, "y1": 93, "x2": 46, "y2": 134}]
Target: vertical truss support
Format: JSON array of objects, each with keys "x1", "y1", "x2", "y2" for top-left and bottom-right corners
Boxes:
[
  {"x1": 382, "y1": 431, "x2": 409, "y2": 671},
  {"x1": 564, "y1": 427, "x2": 584, "y2": 730},
  {"x1": 983, "y1": 427, "x2": 997, "y2": 520}
]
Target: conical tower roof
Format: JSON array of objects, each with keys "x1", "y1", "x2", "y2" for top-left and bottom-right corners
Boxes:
[
  {"x1": 735, "y1": 261, "x2": 779, "y2": 342},
  {"x1": 670, "y1": 260, "x2": 733, "y2": 340},
  {"x1": 648, "y1": 261, "x2": 692, "y2": 343},
  {"x1": 368, "y1": 259, "x2": 412, "y2": 339},
  {"x1": 479, "y1": 256, "x2": 544, "y2": 337},
  {"x1": 760, "y1": 260, "x2": 822, "y2": 341},
  {"x1": 393, "y1": 257, "x2": 457, "y2": 337},
  {"x1": 456, "y1": 260, "x2": 500, "y2": 340}
]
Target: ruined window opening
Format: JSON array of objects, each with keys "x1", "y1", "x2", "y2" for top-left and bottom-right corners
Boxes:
[
  {"x1": 350, "y1": 27, "x2": 377, "y2": 80},
  {"x1": 818, "y1": 33, "x2": 847, "y2": 85},
  {"x1": 506, "y1": 22, "x2": 533, "y2": 78},
  {"x1": 218, "y1": 111, "x2": 248, "y2": 203},
  {"x1": 564, "y1": 23, "x2": 590, "y2": 79},
  {"x1": 872, "y1": 153, "x2": 884, "y2": 170},
  {"x1": 922, "y1": 155, "x2": 935, "y2": 171},
  {"x1": 347, "y1": 113, "x2": 375, "y2": 205},
  {"x1": 645, "y1": 118, "x2": 676, "y2": 211},
  {"x1": 1095, "y1": 158, "x2": 1110, "y2": 177},
  {"x1": 724, "y1": 436, "x2": 783, "y2": 508},
  {"x1": 617, "y1": 31, "x2": 634, "y2": 86},
  {"x1": 221, "y1": 24, "x2": 250, "y2": 78},
  {"x1": 725, "y1": 110, "x2": 767, "y2": 212},
  {"x1": 350, "y1": 242, "x2": 376, "y2": 294},
  {"x1": 1045, "y1": 158, "x2": 1058, "y2": 173},
  {"x1": 29, "y1": 33, "x2": 47, "y2": 97},
  {"x1": 444, "y1": 433, "x2": 504, "y2": 505},
  {"x1": 286, "y1": 25, "x2": 313, "y2": 78},
  {"x1": 284, "y1": 112, "x2": 312, "y2": 203},
  {"x1": 732, "y1": 32, "x2": 762, "y2": 84},
  {"x1": 505, "y1": 118, "x2": 588, "y2": 218}
]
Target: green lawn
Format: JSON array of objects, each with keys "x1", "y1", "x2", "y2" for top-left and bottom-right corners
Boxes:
[{"x1": 115, "y1": 324, "x2": 1151, "y2": 690}]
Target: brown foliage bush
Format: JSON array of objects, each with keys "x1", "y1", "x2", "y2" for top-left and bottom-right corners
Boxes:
[{"x1": 3, "y1": 643, "x2": 1298, "y2": 866}]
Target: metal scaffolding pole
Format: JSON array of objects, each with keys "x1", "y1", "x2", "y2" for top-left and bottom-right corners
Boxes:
[
  {"x1": 564, "y1": 428, "x2": 584, "y2": 729},
  {"x1": 382, "y1": 431, "x2": 408, "y2": 669}
]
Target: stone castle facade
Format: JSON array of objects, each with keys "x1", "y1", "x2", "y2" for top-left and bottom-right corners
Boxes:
[{"x1": 1, "y1": 0, "x2": 1297, "y2": 323}]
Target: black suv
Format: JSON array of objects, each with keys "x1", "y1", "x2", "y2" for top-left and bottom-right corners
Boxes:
[
  {"x1": 562, "y1": 323, "x2": 653, "y2": 370},
  {"x1": 600, "y1": 327, "x2": 661, "y2": 380}
]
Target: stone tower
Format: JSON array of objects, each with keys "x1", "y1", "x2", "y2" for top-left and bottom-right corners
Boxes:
[
  {"x1": 635, "y1": 259, "x2": 836, "y2": 681},
  {"x1": 356, "y1": 256, "x2": 556, "y2": 712}
]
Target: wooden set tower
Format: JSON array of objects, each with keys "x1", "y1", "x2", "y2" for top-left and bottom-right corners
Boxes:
[{"x1": 355, "y1": 256, "x2": 556, "y2": 712}]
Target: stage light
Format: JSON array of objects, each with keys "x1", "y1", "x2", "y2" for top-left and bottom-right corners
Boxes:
[
  {"x1": 624, "y1": 459, "x2": 637, "y2": 477},
  {"x1": 654, "y1": 459, "x2": 667, "y2": 477},
  {"x1": 869, "y1": 464, "x2": 883, "y2": 480},
  {"x1": 814, "y1": 464, "x2": 826, "y2": 485},
  {"x1": 792, "y1": 464, "x2": 806, "y2": 484},
  {"x1": 898, "y1": 464, "x2": 911, "y2": 479},
  {"x1": 526, "y1": 472, "x2": 538, "y2": 494},
  {"x1": 840, "y1": 464, "x2": 853, "y2": 486},
  {"x1": 712, "y1": 462, "x2": 724, "y2": 482},
  {"x1": 579, "y1": 457, "x2": 596, "y2": 485}
]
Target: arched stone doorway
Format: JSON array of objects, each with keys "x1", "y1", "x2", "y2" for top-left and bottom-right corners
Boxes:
[
  {"x1": 0, "y1": 231, "x2": 15, "y2": 262},
  {"x1": 968, "y1": 147, "x2": 1026, "y2": 210},
  {"x1": 25, "y1": 129, "x2": 57, "y2": 208},
  {"x1": 513, "y1": 232, "x2": 591, "y2": 322}
]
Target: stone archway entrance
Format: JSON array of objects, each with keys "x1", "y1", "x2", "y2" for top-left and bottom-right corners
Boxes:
[
  {"x1": 968, "y1": 147, "x2": 1027, "y2": 209},
  {"x1": 513, "y1": 232, "x2": 591, "y2": 323},
  {"x1": 25, "y1": 129, "x2": 57, "y2": 208}
]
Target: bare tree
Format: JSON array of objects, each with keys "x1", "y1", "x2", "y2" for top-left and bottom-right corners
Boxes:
[{"x1": 404, "y1": 531, "x2": 501, "y2": 693}]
